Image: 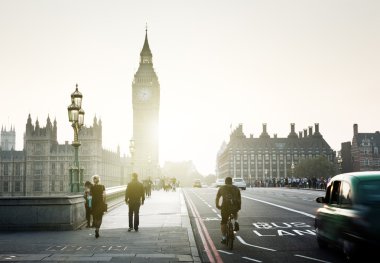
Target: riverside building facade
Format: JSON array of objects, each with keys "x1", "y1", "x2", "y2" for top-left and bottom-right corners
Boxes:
[
  {"x1": 344, "y1": 123, "x2": 380, "y2": 172},
  {"x1": 217, "y1": 123, "x2": 335, "y2": 185},
  {"x1": 0, "y1": 115, "x2": 129, "y2": 196}
]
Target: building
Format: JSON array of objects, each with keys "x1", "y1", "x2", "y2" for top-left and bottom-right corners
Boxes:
[
  {"x1": 131, "y1": 28, "x2": 160, "y2": 179},
  {"x1": 339, "y1": 141, "x2": 353, "y2": 173},
  {"x1": 349, "y1": 123, "x2": 380, "y2": 171},
  {"x1": 217, "y1": 123, "x2": 335, "y2": 185},
  {"x1": 1, "y1": 126, "x2": 16, "y2": 150},
  {"x1": 0, "y1": 115, "x2": 129, "y2": 196}
]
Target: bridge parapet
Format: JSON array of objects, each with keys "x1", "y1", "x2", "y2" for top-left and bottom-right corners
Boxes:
[{"x1": 0, "y1": 185, "x2": 126, "y2": 231}]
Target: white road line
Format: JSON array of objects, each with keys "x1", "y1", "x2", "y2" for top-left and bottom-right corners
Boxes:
[
  {"x1": 212, "y1": 208, "x2": 218, "y2": 214},
  {"x1": 236, "y1": 236, "x2": 276, "y2": 251},
  {"x1": 217, "y1": 250, "x2": 233, "y2": 255},
  {"x1": 294, "y1": 254, "x2": 332, "y2": 263},
  {"x1": 242, "y1": 195, "x2": 316, "y2": 219},
  {"x1": 242, "y1": 256, "x2": 263, "y2": 262}
]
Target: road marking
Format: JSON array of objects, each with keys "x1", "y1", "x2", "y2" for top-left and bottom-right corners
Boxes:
[
  {"x1": 217, "y1": 250, "x2": 233, "y2": 255},
  {"x1": 242, "y1": 195, "x2": 315, "y2": 218},
  {"x1": 242, "y1": 256, "x2": 263, "y2": 262},
  {"x1": 294, "y1": 254, "x2": 332, "y2": 263},
  {"x1": 185, "y1": 190, "x2": 223, "y2": 263},
  {"x1": 236, "y1": 236, "x2": 276, "y2": 251},
  {"x1": 203, "y1": 217, "x2": 220, "y2": 221}
]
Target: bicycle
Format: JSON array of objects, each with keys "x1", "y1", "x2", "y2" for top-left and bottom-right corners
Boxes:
[{"x1": 225, "y1": 213, "x2": 235, "y2": 250}]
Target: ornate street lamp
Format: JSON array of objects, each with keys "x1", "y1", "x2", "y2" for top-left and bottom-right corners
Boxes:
[
  {"x1": 337, "y1": 152, "x2": 343, "y2": 174},
  {"x1": 129, "y1": 138, "x2": 135, "y2": 177},
  {"x1": 291, "y1": 161, "x2": 295, "y2": 177},
  {"x1": 67, "y1": 84, "x2": 85, "y2": 193}
]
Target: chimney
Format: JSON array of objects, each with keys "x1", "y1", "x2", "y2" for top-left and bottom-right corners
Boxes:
[
  {"x1": 299, "y1": 131, "x2": 302, "y2": 138},
  {"x1": 353, "y1": 124, "x2": 358, "y2": 136},
  {"x1": 263, "y1": 123, "x2": 267, "y2": 133},
  {"x1": 304, "y1": 129, "x2": 307, "y2": 138},
  {"x1": 291, "y1": 123, "x2": 295, "y2": 133},
  {"x1": 308, "y1": 126, "x2": 313, "y2": 136},
  {"x1": 314, "y1": 123, "x2": 319, "y2": 134},
  {"x1": 274, "y1": 133, "x2": 277, "y2": 138}
]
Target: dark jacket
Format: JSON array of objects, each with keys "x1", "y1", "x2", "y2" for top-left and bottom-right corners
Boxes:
[
  {"x1": 125, "y1": 179, "x2": 145, "y2": 205},
  {"x1": 216, "y1": 184, "x2": 241, "y2": 211}
]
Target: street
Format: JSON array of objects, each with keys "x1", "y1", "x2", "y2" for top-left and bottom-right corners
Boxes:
[{"x1": 183, "y1": 187, "x2": 346, "y2": 263}]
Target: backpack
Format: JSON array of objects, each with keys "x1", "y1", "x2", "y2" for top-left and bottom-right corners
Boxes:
[{"x1": 223, "y1": 186, "x2": 237, "y2": 210}]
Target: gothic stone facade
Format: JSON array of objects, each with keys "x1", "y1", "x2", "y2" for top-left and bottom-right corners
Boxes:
[
  {"x1": 217, "y1": 123, "x2": 335, "y2": 184},
  {"x1": 0, "y1": 115, "x2": 129, "y2": 196},
  {"x1": 350, "y1": 123, "x2": 380, "y2": 171}
]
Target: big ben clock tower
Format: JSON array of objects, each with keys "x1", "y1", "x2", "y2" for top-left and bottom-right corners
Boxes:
[{"x1": 132, "y1": 28, "x2": 160, "y2": 178}]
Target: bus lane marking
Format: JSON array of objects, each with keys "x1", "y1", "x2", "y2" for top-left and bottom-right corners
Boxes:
[
  {"x1": 236, "y1": 236, "x2": 276, "y2": 251},
  {"x1": 251, "y1": 222, "x2": 316, "y2": 237}
]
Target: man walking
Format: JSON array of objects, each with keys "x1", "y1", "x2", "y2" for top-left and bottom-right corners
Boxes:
[{"x1": 125, "y1": 173, "x2": 145, "y2": 232}]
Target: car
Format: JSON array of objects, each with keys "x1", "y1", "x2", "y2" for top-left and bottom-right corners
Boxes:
[
  {"x1": 216, "y1": 178, "x2": 225, "y2": 188},
  {"x1": 314, "y1": 171, "x2": 380, "y2": 260},
  {"x1": 193, "y1": 179, "x2": 202, "y2": 188},
  {"x1": 233, "y1": 178, "x2": 246, "y2": 190}
]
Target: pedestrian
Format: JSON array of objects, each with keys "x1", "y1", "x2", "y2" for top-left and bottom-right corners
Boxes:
[
  {"x1": 125, "y1": 172, "x2": 145, "y2": 232},
  {"x1": 90, "y1": 174, "x2": 106, "y2": 238},
  {"x1": 84, "y1": 181, "x2": 93, "y2": 228},
  {"x1": 215, "y1": 176, "x2": 241, "y2": 244}
]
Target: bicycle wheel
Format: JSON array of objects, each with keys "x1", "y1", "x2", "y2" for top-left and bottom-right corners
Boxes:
[{"x1": 227, "y1": 222, "x2": 234, "y2": 250}]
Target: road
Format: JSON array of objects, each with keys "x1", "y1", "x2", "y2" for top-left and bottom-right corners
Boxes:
[{"x1": 183, "y1": 187, "x2": 346, "y2": 263}]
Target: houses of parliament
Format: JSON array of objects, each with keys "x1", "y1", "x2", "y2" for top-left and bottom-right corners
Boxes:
[{"x1": 0, "y1": 29, "x2": 160, "y2": 196}]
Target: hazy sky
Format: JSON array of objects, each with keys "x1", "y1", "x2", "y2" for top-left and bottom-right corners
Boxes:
[{"x1": 0, "y1": 0, "x2": 379, "y2": 175}]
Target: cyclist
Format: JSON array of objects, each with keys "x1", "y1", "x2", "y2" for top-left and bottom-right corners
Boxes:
[{"x1": 216, "y1": 176, "x2": 241, "y2": 244}]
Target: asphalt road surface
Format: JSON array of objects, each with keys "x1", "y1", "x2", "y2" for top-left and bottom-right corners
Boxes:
[{"x1": 183, "y1": 187, "x2": 347, "y2": 263}]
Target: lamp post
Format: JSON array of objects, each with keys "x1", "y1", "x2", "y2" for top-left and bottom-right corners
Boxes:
[
  {"x1": 67, "y1": 84, "x2": 85, "y2": 193},
  {"x1": 264, "y1": 169, "x2": 268, "y2": 187},
  {"x1": 147, "y1": 155, "x2": 151, "y2": 179},
  {"x1": 291, "y1": 161, "x2": 295, "y2": 177},
  {"x1": 129, "y1": 139, "x2": 135, "y2": 178},
  {"x1": 337, "y1": 152, "x2": 343, "y2": 174}
]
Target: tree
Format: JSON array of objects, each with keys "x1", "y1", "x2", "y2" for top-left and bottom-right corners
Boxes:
[{"x1": 294, "y1": 156, "x2": 335, "y2": 179}]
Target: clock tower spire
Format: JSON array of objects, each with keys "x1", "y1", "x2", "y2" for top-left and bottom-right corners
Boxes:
[
  {"x1": 131, "y1": 27, "x2": 160, "y2": 180},
  {"x1": 140, "y1": 26, "x2": 152, "y2": 64}
]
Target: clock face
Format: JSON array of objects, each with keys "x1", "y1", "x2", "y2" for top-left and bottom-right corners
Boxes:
[{"x1": 137, "y1": 88, "x2": 151, "y2": 102}]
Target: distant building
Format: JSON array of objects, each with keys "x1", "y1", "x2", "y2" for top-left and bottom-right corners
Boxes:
[
  {"x1": 216, "y1": 123, "x2": 335, "y2": 185},
  {"x1": 0, "y1": 115, "x2": 130, "y2": 196},
  {"x1": 350, "y1": 123, "x2": 380, "y2": 171},
  {"x1": 1, "y1": 126, "x2": 16, "y2": 150},
  {"x1": 339, "y1": 141, "x2": 353, "y2": 173}
]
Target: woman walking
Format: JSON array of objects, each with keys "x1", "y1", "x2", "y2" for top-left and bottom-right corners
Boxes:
[{"x1": 90, "y1": 175, "x2": 106, "y2": 238}]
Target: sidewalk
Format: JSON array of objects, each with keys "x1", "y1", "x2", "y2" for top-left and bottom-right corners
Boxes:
[{"x1": 0, "y1": 189, "x2": 201, "y2": 262}]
